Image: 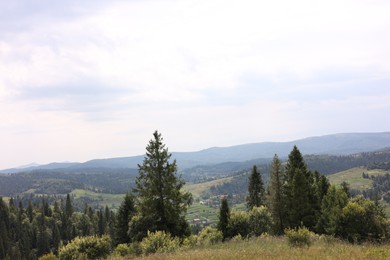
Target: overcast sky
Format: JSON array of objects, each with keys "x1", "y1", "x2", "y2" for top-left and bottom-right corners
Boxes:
[{"x1": 0, "y1": 0, "x2": 389, "y2": 169}]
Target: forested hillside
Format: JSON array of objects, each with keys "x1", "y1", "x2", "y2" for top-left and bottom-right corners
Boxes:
[{"x1": 0, "y1": 169, "x2": 137, "y2": 196}]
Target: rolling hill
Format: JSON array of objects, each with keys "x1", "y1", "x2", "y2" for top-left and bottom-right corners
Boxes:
[{"x1": 2, "y1": 132, "x2": 390, "y2": 173}]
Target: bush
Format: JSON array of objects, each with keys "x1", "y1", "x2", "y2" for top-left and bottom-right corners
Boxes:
[
  {"x1": 140, "y1": 231, "x2": 180, "y2": 255},
  {"x1": 58, "y1": 235, "x2": 111, "y2": 260},
  {"x1": 338, "y1": 197, "x2": 389, "y2": 243},
  {"x1": 231, "y1": 234, "x2": 243, "y2": 242},
  {"x1": 197, "y1": 226, "x2": 223, "y2": 245},
  {"x1": 113, "y1": 243, "x2": 131, "y2": 256},
  {"x1": 248, "y1": 206, "x2": 273, "y2": 237},
  {"x1": 182, "y1": 235, "x2": 198, "y2": 249},
  {"x1": 228, "y1": 211, "x2": 250, "y2": 238},
  {"x1": 285, "y1": 227, "x2": 313, "y2": 247},
  {"x1": 38, "y1": 252, "x2": 58, "y2": 260}
]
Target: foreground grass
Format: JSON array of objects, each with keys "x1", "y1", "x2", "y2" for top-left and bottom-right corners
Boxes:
[{"x1": 114, "y1": 236, "x2": 390, "y2": 260}]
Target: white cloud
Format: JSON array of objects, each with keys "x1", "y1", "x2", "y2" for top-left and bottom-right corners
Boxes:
[{"x1": 0, "y1": 0, "x2": 389, "y2": 168}]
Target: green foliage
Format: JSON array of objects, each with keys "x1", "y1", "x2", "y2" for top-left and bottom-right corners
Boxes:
[
  {"x1": 248, "y1": 206, "x2": 273, "y2": 236},
  {"x1": 58, "y1": 235, "x2": 111, "y2": 260},
  {"x1": 283, "y1": 146, "x2": 324, "y2": 230},
  {"x1": 268, "y1": 154, "x2": 285, "y2": 235},
  {"x1": 115, "y1": 193, "x2": 135, "y2": 245},
  {"x1": 139, "y1": 231, "x2": 180, "y2": 255},
  {"x1": 217, "y1": 197, "x2": 230, "y2": 240},
  {"x1": 133, "y1": 131, "x2": 192, "y2": 239},
  {"x1": 228, "y1": 211, "x2": 250, "y2": 238},
  {"x1": 38, "y1": 252, "x2": 58, "y2": 260},
  {"x1": 128, "y1": 213, "x2": 157, "y2": 242},
  {"x1": 231, "y1": 234, "x2": 243, "y2": 242},
  {"x1": 246, "y1": 165, "x2": 265, "y2": 209},
  {"x1": 113, "y1": 242, "x2": 141, "y2": 257},
  {"x1": 196, "y1": 226, "x2": 223, "y2": 245},
  {"x1": 182, "y1": 235, "x2": 198, "y2": 248},
  {"x1": 113, "y1": 243, "x2": 131, "y2": 256},
  {"x1": 285, "y1": 227, "x2": 313, "y2": 247},
  {"x1": 338, "y1": 196, "x2": 389, "y2": 243},
  {"x1": 316, "y1": 185, "x2": 348, "y2": 234}
]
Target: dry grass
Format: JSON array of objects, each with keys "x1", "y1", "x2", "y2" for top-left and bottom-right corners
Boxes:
[{"x1": 111, "y1": 236, "x2": 390, "y2": 260}]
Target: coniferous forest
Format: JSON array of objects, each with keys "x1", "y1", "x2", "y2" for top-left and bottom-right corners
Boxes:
[{"x1": 0, "y1": 131, "x2": 389, "y2": 259}]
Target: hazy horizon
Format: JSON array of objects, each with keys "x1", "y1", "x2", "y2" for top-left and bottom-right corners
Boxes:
[{"x1": 1, "y1": 0, "x2": 389, "y2": 169}]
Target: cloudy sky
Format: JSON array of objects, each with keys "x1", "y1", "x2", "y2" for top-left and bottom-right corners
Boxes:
[{"x1": 0, "y1": 0, "x2": 389, "y2": 169}]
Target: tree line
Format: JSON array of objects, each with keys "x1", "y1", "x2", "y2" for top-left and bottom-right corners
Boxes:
[{"x1": 217, "y1": 146, "x2": 389, "y2": 242}]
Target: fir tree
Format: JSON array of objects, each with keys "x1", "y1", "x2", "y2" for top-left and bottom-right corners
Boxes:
[
  {"x1": 218, "y1": 197, "x2": 230, "y2": 240},
  {"x1": 246, "y1": 165, "x2": 265, "y2": 210},
  {"x1": 133, "y1": 131, "x2": 192, "y2": 239},
  {"x1": 284, "y1": 146, "x2": 316, "y2": 229},
  {"x1": 268, "y1": 154, "x2": 285, "y2": 235},
  {"x1": 115, "y1": 193, "x2": 135, "y2": 244}
]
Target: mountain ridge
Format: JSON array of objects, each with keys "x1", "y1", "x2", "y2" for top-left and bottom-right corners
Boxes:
[{"x1": 2, "y1": 132, "x2": 390, "y2": 173}]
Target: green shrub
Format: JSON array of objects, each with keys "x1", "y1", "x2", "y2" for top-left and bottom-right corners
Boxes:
[
  {"x1": 231, "y1": 234, "x2": 243, "y2": 242},
  {"x1": 113, "y1": 242, "x2": 142, "y2": 257},
  {"x1": 285, "y1": 227, "x2": 313, "y2": 247},
  {"x1": 58, "y1": 235, "x2": 111, "y2": 260},
  {"x1": 197, "y1": 226, "x2": 223, "y2": 245},
  {"x1": 38, "y1": 252, "x2": 58, "y2": 260},
  {"x1": 113, "y1": 243, "x2": 131, "y2": 256},
  {"x1": 228, "y1": 211, "x2": 250, "y2": 238},
  {"x1": 248, "y1": 206, "x2": 273, "y2": 237},
  {"x1": 128, "y1": 242, "x2": 142, "y2": 256},
  {"x1": 140, "y1": 231, "x2": 180, "y2": 255},
  {"x1": 182, "y1": 235, "x2": 198, "y2": 249}
]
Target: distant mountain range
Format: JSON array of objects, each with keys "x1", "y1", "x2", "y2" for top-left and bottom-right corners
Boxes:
[{"x1": 2, "y1": 132, "x2": 390, "y2": 174}]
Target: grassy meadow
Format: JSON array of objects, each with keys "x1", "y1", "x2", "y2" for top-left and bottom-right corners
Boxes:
[
  {"x1": 71, "y1": 189, "x2": 124, "y2": 210},
  {"x1": 327, "y1": 167, "x2": 388, "y2": 191},
  {"x1": 184, "y1": 176, "x2": 234, "y2": 198},
  {"x1": 111, "y1": 236, "x2": 390, "y2": 260},
  {"x1": 328, "y1": 167, "x2": 390, "y2": 216}
]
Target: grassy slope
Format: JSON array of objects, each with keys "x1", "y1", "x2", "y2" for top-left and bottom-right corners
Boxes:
[
  {"x1": 186, "y1": 203, "x2": 219, "y2": 223},
  {"x1": 184, "y1": 176, "x2": 234, "y2": 198},
  {"x1": 124, "y1": 236, "x2": 390, "y2": 260},
  {"x1": 184, "y1": 177, "x2": 234, "y2": 223},
  {"x1": 71, "y1": 189, "x2": 124, "y2": 210},
  {"x1": 327, "y1": 167, "x2": 388, "y2": 191},
  {"x1": 328, "y1": 167, "x2": 390, "y2": 216}
]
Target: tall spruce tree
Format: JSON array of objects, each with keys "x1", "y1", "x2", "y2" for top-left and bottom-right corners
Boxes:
[
  {"x1": 218, "y1": 197, "x2": 230, "y2": 240},
  {"x1": 133, "y1": 131, "x2": 192, "y2": 238},
  {"x1": 115, "y1": 193, "x2": 135, "y2": 245},
  {"x1": 268, "y1": 154, "x2": 285, "y2": 235},
  {"x1": 284, "y1": 146, "x2": 316, "y2": 229},
  {"x1": 246, "y1": 165, "x2": 265, "y2": 210}
]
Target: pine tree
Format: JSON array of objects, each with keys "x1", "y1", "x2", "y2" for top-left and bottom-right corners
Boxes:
[
  {"x1": 0, "y1": 197, "x2": 10, "y2": 259},
  {"x1": 133, "y1": 131, "x2": 192, "y2": 239},
  {"x1": 284, "y1": 146, "x2": 316, "y2": 229},
  {"x1": 246, "y1": 165, "x2": 265, "y2": 210},
  {"x1": 115, "y1": 193, "x2": 135, "y2": 244},
  {"x1": 65, "y1": 194, "x2": 73, "y2": 219},
  {"x1": 316, "y1": 185, "x2": 348, "y2": 234},
  {"x1": 268, "y1": 154, "x2": 285, "y2": 235},
  {"x1": 98, "y1": 210, "x2": 105, "y2": 236},
  {"x1": 290, "y1": 168, "x2": 312, "y2": 228},
  {"x1": 218, "y1": 197, "x2": 230, "y2": 240}
]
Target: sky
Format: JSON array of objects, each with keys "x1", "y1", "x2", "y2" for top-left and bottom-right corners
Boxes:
[{"x1": 0, "y1": 0, "x2": 389, "y2": 169}]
